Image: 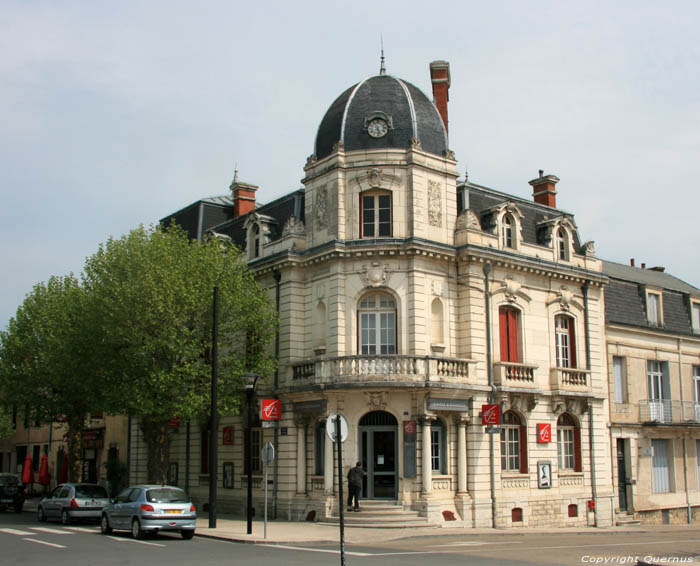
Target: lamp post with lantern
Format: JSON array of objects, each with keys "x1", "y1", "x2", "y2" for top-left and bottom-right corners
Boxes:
[{"x1": 243, "y1": 373, "x2": 260, "y2": 535}]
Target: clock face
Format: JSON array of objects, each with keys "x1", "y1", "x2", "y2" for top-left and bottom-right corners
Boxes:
[{"x1": 367, "y1": 118, "x2": 388, "y2": 138}]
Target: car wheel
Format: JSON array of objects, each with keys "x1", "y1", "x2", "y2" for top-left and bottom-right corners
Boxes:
[
  {"x1": 37, "y1": 506, "x2": 46, "y2": 522},
  {"x1": 61, "y1": 509, "x2": 72, "y2": 525},
  {"x1": 131, "y1": 518, "x2": 145, "y2": 540},
  {"x1": 100, "y1": 514, "x2": 112, "y2": 535},
  {"x1": 181, "y1": 529, "x2": 195, "y2": 540}
]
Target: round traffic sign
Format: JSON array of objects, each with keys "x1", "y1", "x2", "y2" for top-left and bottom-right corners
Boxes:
[
  {"x1": 326, "y1": 412, "x2": 348, "y2": 443},
  {"x1": 262, "y1": 442, "x2": 275, "y2": 465}
]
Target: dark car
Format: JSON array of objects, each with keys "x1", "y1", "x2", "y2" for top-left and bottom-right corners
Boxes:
[{"x1": 0, "y1": 474, "x2": 25, "y2": 513}]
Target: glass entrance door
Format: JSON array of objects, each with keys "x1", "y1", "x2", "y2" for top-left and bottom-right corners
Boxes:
[
  {"x1": 617, "y1": 439, "x2": 628, "y2": 511},
  {"x1": 360, "y1": 427, "x2": 397, "y2": 499}
]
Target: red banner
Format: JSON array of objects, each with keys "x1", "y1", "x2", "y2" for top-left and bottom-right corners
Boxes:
[
  {"x1": 537, "y1": 423, "x2": 552, "y2": 443},
  {"x1": 481, "y1": 404, "x2": 500, "y2": 426},
  {"x1": 222, "y1": 426, "x2": 233, "y2": 445},
  {"x1": 260, "y1": 399, "x2": 282, "y2": 421}
]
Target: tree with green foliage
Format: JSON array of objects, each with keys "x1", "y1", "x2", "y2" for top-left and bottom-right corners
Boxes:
[
  {"x1": 82, "y1": 224, "x2": 277, "y2": 483},
  {"x1": 0, "y1": 407, "x2": 13, "y2": 441},
  {"x1": 0, "y1": 275, "x2": 99, "y2": 480}
]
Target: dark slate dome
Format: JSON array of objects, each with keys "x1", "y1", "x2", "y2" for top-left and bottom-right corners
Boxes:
[{"x1": 314, "y1": 74, "x2": 449, "y2": 160}]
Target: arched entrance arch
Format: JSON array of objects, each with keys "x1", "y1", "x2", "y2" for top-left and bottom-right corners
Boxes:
[{"x1": 359, "y1": 410, "x2": 398, "y2": 499}]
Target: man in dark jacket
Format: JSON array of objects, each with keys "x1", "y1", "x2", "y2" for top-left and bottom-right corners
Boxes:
[{"x1": 347, "y1": 461, "x2": 363, "y2": 511}]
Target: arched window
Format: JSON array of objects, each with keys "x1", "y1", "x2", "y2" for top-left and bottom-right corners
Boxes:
[
  {"x1": 502, "y1": 214, "x2": 515, "y2": 248},
  {"x1": 249, "y1": 224, "x2": 260, "y2": 259},
  {"x1": 557, "y1": 413, "x2": 582, "y2": 472},
  {"x1": 500, "y1": 411, "x2": 527, "y2": 473},
  {"x1": 358, "y1": 292, "x2": 396, "y2": 355},
  {"x1": 555, "y1": 315, "x2": 577, "y2": 368},
  {"x1": 431, "y1": 419, "x2": 447, "y2": 474},
  {"x1": 556, "y1": 227, "x2": 569, "y2": 261},
  {"x1": 361, "y1": 190, "x2": 392, "y2": 238},
  {"x1": 431, "y1": 298, "x2": 444, "y2": 345},
  {"x1": 499, "y1": 306, "x2": 521, "y2": 363}
]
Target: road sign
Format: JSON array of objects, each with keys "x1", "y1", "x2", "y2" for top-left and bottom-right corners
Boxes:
[
  {"x1": 262, "y1": 442, "x2": 275, "y2": 465},
  {"x1": 482, "y1": 404, "x2": 500, "y2": 426},
  {"x1": 326, "y1": 412, "x2": 348, "y2": 443},
  {"x1": 261, "y1": 399, "x2": 282, "y2": 420}
]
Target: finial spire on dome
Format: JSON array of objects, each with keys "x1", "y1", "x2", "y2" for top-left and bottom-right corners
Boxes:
[
  {"x1": 379, "y1": 36, "x2": 386, "y2": 76},
  {"x1": 233, "y1": 164, "x2": 239, "y2": 183}
]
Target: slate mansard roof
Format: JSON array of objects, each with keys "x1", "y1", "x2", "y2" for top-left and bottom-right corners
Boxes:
[
  {"x1": 314, "y1": 74, "x2": 449, "y2": 160},
  {"x1": 602, "y1": 260, "x2": 700, "y2": 336}
]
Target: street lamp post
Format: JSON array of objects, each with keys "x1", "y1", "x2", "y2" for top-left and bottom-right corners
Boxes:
[{"x1": 243, "y1": 373, "x2": 260, "y2": 535}]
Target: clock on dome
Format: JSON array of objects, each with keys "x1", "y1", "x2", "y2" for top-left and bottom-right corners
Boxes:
[{"x1": 367, "y1": 118, "x2": 388, "y2": 138}]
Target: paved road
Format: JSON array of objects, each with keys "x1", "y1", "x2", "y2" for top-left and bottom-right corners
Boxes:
[{"x1": 3, "y1": 510, "x2": 700, "y2": 566}]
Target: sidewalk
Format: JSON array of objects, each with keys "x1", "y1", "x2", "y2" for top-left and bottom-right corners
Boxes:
[{"x1": 21, "y1": 497, "x2": 696, "y2": 545}]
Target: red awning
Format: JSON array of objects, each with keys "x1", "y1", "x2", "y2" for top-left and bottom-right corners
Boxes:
[
  {"x1": 22, "y1": 454, "x2": 34, "y2": 485},
  {"x1": 38, "y1": 454, "x2": 50, "y2": 485}
]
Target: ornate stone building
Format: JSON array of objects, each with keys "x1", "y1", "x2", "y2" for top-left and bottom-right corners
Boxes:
[{"x1": 133, "y1": 60, "x2": 624, "y2": 527}]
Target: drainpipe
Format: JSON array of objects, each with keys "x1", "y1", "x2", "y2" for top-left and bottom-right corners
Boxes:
[
  {"x1": 272, "y1": 269, "x2": 281, "y2": 520},
  {"x1": 483, "y1": 262, "x2": 497, "y2": 528},
  {"x1": 582, "y1": 282, "x2": 598, "y2": 527},
  {"x1": 678, "y1": 338, "x2": 691, "y2": 523}
]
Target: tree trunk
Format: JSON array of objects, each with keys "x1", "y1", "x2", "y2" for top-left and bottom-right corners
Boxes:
[
  {"x1": 140, "y1": 418, "x2": 170, "y2": 484},
  {"x1": 66, "y1": 416, "x2": 84, "y2": 483}
]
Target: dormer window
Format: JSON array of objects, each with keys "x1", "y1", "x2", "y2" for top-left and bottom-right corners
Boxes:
[
  {"x1": 647, "y1": 291, "x2": 663, "y2": 326},
  {"x1": 502, "y1": 214, "x2": 514, "y2": 248},
  {"x1": 691, "y1": 301, "x2": 700, "y2": 334},
  {"x1": 361, "y1": 191, "x2": 392, "y2": 238},
  {"x1": 251, "y1": 225, "x2": 260, "y2": 258},
  {"x1": 556, "y1": 227, "x2": 569, "y2": 261}
]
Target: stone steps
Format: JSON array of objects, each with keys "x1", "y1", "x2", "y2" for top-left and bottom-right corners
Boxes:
[
  {"x1": 615, "y1": 512, "x2": 641, "y2": 526},
  {"x1": 320, "y1": 500, "x2": 433, "y2": 529}
]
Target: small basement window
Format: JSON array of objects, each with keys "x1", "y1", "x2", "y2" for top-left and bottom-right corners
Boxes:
[{"x1": 511, "y1": 507, "x2": 523, "y2": 522}]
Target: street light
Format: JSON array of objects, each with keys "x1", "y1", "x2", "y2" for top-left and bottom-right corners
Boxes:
[{"x1": 243, "y1": 372, "x2": 260, "y2": 535}]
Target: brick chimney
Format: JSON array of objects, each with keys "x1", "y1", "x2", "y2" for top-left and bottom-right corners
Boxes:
[
  {"x1": 529, "y1": 170, "x2": 560, "y2": 208},
  {"x1": 429, "y1": 60, "x2": 450, "y2": 134},
  {"x1": 229, "y1": 178, "x2": 258, "y2": 218}
]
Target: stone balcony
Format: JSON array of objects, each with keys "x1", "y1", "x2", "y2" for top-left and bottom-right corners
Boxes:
[
  {"x1": 493, "y1": 362, "x2": 538, "y2": 389},
  {"x1": 550, "y1": 367, "x2": 592, "y2": 393},
  {"x1": 291, "y1": 354, "x2": 475, "y2": 387}
]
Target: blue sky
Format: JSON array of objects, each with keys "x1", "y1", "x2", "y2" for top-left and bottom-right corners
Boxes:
[{"x1": 2, "y1": 1, "x2": 699, "y2": 328}]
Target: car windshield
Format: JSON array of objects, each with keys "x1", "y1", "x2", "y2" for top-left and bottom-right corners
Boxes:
[
  {"x1": 146, "y1": 488, "x2": 189, "y2": 503},
  {"x1": 75, "y1": 485, "x2": 108, "y2": 498},
  {"x1": 0, "y1": 475, "x2": 19, "y2": 486}
]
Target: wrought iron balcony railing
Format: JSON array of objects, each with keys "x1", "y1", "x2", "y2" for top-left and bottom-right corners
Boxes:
[
  {"x1": 639, "y1": 400, "x2": 700, "y2": 424},
  {"x1": 291, "y1": 354, "x2": 474, "y2": 385}
]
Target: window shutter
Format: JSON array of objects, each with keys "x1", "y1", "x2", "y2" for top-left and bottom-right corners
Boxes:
[
  {"x1": 568, "y1": 319, "x2": 577, "y2": 368},
  {"x1": 507, "y1": 310, "x2": 519, "y2": 362},
  {"x1": 574, "y1": 426, "x2": 582, "y2": 472},
  {"x1": 519, "y1": 424, "x2": 528, "y2": 473},
  {"x1": 499, "y1": 308, "x2": 509, "y2": 361}
]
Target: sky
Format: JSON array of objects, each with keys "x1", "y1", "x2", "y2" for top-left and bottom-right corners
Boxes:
[{"x1": 2, "y1": 1, "x2": 699, "y2": 329}]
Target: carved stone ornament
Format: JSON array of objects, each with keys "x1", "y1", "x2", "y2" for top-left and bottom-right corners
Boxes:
[
  {"x1": 315, "y1": 283, "x2": 326, "y2": 300},
  {"x1": 305, "y1": 154, "x2": 318, "y2": 166},
  {"x1": 455, "y1": 209, "x2": 481, "y2": 231},
  {"x1": 282, "y1": 215, "x2": 305, "y2": 236},
  {"x1": 558, "y1": 286, "x2": 573, "y2": 311},
  {"x1": 315, "y1": 185, "x2": 328, "y2": 230},
  {"x1": 428, "y1": 180, "x2": 442, "y2": 228},
  {"x1": 332, "y1": 140, "x2": 345, "y2": 152},
  {"x1": 368, "y1": 168, "x2": 382, "y2": 188},
  {"x1": 409, "y1": 137, "x2": 422, "y2": 150},
  {"x1": 503, "y1": 276, "x2": 521, "y2": 303},
  {"x1": 431, "y1": 280, "x2": 443, "y2": 297},
  {"x1": 443, "y1": 149, "x2": 456, "y2": 160},
  {"x1": 582, "y1": 241, "x2": 596, "y2": 257},
  {"x1": 362, "y1": 262, "x2": 387, "y2": 287},
  {"x1": 365, "y1": 391, "x2": 388, "y2": 410}
]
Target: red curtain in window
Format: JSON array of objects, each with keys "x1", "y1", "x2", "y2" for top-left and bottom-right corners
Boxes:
[
  {"x1": 573, "y1": 426, "x2": 582, "y2": 472},
  {"x1": 499, "y1": 307, "x2": 519, "y2": 362},
  {"x1": 519, "y1": 424, "x2": 528, "y2": 473}
]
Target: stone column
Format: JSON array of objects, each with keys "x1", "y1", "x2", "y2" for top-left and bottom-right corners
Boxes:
[
  {"x1": 324, "y1": 421, "x2": 334, "y2": 493},
  {"x1": 296, "y1": 421, "x2": 307, "y2": 494},
  {"x1": 456, "y1": 413, "x2": 469, "y2": 494},
  {"x1": 421, "y1": 416, "x2": 434, "y2": 494}
]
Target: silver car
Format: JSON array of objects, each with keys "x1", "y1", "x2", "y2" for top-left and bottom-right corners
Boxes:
[
  {"x1": 100, "y1": 485, "x2": 196, "y2": 539},
  {"x1": 38, "y1": 483, "x2": 110, "y2": 524}
]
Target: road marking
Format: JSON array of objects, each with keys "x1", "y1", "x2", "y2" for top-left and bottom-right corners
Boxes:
[
  {"x1": 31, "y1": 527, "x2": 74, "y2": 535},
  {"x1": 23, "y1": 538, "x2": 66, "y2": 549},
  {"x1": 431, "y1": 538, "x2": 700, "y2": 554},
  {"x1": 262, "y1": 544, "x2": 433, "y2": 557},
  {"x1": 65, "y1": 527, "x2": 98, "y2": 533},
  {"x1": 0, "y1": 528, "x2": 34, "y2": 536},
  {"x1": 106, "y1": 535, "x2": 165, "y2": 547},
  {"x1": 440, "y1": 541, "x2": 521, "y2": 547}
]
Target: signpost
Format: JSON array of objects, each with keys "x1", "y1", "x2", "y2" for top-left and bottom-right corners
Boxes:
[
  {"x1": 327, "y1": 412, "x2": 348, "y2": 566},
  {"x1": 261, "y1": 442, "x2": 275, "y2": 540}
]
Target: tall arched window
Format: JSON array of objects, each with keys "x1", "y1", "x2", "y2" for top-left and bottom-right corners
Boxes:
[
  {"x1": 249, "y1": 224, "x2": 260, "y2": 258},
  {"x1": 361, "y1": 190, "x2": 392, "y2": 238},
  {"x1": 358, "y1": 292, "x2": 396, "y2": 355},
  {"x1": 502, "y1": 214, "x2": 515, "y2": 248},
  {"x1": 556, "y1": 227, "x2": 568, "y2": 261},
  {"x1": 557, "y1": 413, "x2": 582, "y2": 472},
  {"x1": 499, "y1": 306, "x2": 521, "y2": 363},
  {"x1": 555, "y1": 314, "x2": 577, "y2": 368},
  {"x1": 500, "y1": 411, "x2": 527, "y2": 473},
  {"x1": 431, "y1": 298, "x2": 444, "y2": 345}
]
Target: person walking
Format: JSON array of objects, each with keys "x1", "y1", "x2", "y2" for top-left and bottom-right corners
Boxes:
[{"x1": 347, "y1": 461, "x2": 363, "y2": 512}]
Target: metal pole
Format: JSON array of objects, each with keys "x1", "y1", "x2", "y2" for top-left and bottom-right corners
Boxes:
[
  {"x1": 246, "y1": 388, "x2": 254, "y2": 535},
  {"x1": 483, "y1": 262, "x2": 497, "y2": 529},
  {"x1": 209, "y1": 286, "x2": 219, "y2": 529},
  {"x1": 335, "y1": 416, "x2": 346, "y2": 566},
  {"x1": 264, "y1": 460, "x2": 268, "y2": 539}
]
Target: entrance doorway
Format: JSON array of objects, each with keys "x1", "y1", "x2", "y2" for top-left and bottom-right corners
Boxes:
[
  {"x1": 617, "y1": 438, "x2": 629, "y2": 511},
  {"x1": 359, "y1": 411, "x2": 397, "y2": 499}
]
